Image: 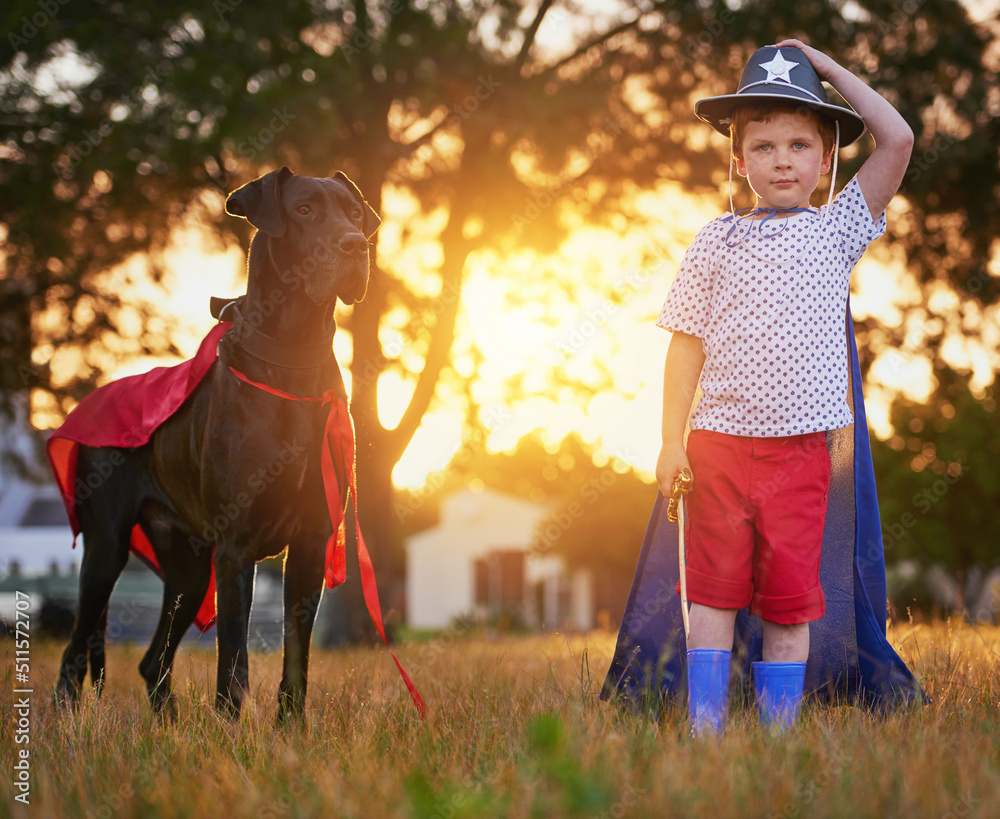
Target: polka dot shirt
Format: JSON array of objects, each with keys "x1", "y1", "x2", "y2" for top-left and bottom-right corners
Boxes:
[{"x1": 657, "y1": 176, "x2": 886, "y2": 437}]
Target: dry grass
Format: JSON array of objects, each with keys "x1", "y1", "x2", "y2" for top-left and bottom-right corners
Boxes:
[{"x1": 2, "y1": 619, "x2": 999, "y2": 818}]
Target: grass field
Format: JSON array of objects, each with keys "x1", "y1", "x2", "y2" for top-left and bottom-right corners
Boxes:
[{"x1": 3, "y1": 618, "x2": 999, "y2": 818}]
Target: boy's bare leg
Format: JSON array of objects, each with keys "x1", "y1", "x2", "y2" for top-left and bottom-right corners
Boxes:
[
  {"x1": 687, "y1": 603, "x2": 738, "y2": 650},
  {"x1": 688, "y1": 606, "x2": 811, "y2": 660},
  {"x1": 761, "y1": 622, "x2": 809, "y2": 662}
]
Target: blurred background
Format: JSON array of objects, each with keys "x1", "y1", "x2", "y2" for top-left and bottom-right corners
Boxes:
[{"x1": 1, "y1": 0, "x2": 997, "y2": 643}]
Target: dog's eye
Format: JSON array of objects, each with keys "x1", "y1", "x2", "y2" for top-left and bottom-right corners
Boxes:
[{"x1": 296, "y1": 205, "x2": 312, "y2": 216}]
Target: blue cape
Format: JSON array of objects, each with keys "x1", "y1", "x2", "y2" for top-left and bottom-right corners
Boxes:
[{"x1": 601, "y1": 310, "x2": 925, "y2": 711}]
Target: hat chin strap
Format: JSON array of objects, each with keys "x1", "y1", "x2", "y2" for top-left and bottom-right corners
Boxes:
[
  {"x1": 827, "y1": 120, "x2": 840, "y2": 208},
  {"x1": 728, "y1": 118, "x2": 841, "y2": 216},
  {"x1": 728, "y1": 137, "x2": 736, "y2": 218}
]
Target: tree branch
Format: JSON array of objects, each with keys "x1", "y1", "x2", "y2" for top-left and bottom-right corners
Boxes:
[
  {"x1": 516, "y1": 0, "x2": 556, "y2": 74},
  {"x1": 393, "y1": 113, "x2": 451, "y2": 163},
  {"x1": 392, "y1": 0, "x2": 560, "y2": 164},
  {"x1": 384, "y1": 202, "x2": 472, "y2": 463},
  {"x1": 537, "y1": 0, "x2": 671, "y2": 77}
]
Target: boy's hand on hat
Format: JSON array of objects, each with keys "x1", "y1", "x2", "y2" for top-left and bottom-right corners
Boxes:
[{"x1": 772, "y1": 38, "x2": 838, "y2": 81}]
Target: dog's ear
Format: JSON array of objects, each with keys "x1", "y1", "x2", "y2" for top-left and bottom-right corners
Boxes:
[
  {"x1": 226, "y1": 166, "x2": 294, "y2": 237},
  {"x1": 334, "y1": 171, "x2": 381, "y2": 239}
]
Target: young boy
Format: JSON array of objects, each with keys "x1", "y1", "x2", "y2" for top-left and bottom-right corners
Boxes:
[{"x1": 655, "y1": 40, "x2": 913, "y2": 734}]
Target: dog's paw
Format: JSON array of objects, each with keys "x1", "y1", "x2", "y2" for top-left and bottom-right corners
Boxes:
[
  {"x1": 52, "y1": 678, "x2": 82, "y2": 710},
  {"x1": 153, "y1": 694, "x2": 179, "y2": 726},
  {"x1": 276, "y1": 692, "x2": 307, "y2": 728},
  {"x1": 214, "y1": 692, "x2": 243, "y2": 721}
]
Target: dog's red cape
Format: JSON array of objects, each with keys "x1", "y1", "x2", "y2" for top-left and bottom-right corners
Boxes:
[{"x1": 46, "y1": 323, "x2": 230, "y2": 632}]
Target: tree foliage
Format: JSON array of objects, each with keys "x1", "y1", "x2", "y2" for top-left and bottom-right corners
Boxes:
[{"x1": 871, "y1": 373, "x2": 999, "y2": 572}]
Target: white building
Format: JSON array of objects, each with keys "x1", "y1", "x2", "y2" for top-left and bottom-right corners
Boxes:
[
  {"x1": 0, "y1": 408, "x2": 80, "y2": 580},
  {"x1": 0, "y1": 417, "x2": 81, "y2": 624},
  {"x1": 405, "y1": 486, "x2": 593, "y2": 631},
  {"x1": 0, "y1": 476, "x2": 79, "y2": 576}
]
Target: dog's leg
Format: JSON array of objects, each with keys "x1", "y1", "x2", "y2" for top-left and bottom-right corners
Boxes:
[
  {"x1": 277, "y1": 537, "x2": 325, "y2": 724},
  {"x1": 55, "y1": 449, "x2": 131, "y2": 706},
  {"x1": 137, "y1": 523, "x2": 213, "y2": 722},
  {"x1": 89, "y1": 607, "x2": 108, "y2": 697},
  {"x1": 213, "y1": 550, "x2": 256, "y2": 718},
  {"x1": 56, "y1": 560, "x2": 121, "y2": 705}
]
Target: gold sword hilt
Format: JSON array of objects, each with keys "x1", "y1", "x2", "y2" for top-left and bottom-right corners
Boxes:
[{"x1": 666, "y1": 468, "x2": 693, "y2": 523}]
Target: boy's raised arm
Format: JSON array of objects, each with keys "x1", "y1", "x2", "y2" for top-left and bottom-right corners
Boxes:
[{"x1": 775, "y1": 39, "x2": 913, "y2": 221}]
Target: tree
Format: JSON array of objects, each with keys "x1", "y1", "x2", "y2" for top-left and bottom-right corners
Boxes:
[
  {"x1": 871, "y1": 372, "x2": 999, "y2": 572},
  {"x1": 2, "y1": 0, "x2": 997, "y2": 639}
]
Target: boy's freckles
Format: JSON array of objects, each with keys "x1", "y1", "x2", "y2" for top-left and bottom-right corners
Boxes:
[{"x1": 735, "y1": 111, "x2": 832, "y2": 210}]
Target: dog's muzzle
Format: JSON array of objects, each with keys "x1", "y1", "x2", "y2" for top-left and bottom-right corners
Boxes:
[
  {"x1": 338, "y1": 233, "x2": 369, "y2": 259},
  {"x1": 301, "y1": 231, "x2": 370, "y2": 305}
]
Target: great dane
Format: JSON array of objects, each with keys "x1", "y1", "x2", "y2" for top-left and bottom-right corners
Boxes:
[{"x1": 54, "y1": 167, "x2": 379, "y2": 721}]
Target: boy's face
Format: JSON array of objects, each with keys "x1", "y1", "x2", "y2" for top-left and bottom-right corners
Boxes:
[{"x1": 735, "y1": 111, "x2": 832, "y2": 210}]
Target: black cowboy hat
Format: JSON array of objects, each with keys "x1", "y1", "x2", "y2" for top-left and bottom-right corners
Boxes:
[{"x1": 695, "y1": 46, "x2": 866, "y2": 147}]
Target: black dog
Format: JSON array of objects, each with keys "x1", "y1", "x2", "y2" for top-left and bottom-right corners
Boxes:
[{"x1": 54, "y1": 167, "x2": 379, "y2": 720}]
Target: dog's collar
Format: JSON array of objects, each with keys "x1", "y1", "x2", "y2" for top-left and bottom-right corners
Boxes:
[{"x1": 221, "y1": 298, "x2": 335, "y2": 370}]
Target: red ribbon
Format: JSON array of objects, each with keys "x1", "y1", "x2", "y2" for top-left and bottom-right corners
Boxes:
[{"x1": 229, "y1": 365, "x2": 426, "y2": 719}]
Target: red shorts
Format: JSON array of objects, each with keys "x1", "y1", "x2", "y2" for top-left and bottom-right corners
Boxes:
[{"x1": 679, "y1": 429, "x2": 831, "y2": 625}]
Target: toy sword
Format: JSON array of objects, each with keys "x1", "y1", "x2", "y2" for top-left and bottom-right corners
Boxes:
[{"x1": 667, "y1": 468, "x2": 693, "y2": 639}]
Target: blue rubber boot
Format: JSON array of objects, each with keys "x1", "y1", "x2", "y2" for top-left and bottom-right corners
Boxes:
[
  {"x1": 686, "y1": 649, "x2": 731, "y2": 737},
  {"x1": 752, "y1": 661, "x2": 806, "y2": 732}
]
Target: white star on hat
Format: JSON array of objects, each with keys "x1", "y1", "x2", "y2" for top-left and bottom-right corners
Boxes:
[{"x1": 759, "y1": 51, "x2": 798, "y2": 83}]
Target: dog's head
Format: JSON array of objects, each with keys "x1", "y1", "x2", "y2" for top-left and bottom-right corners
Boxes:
[{"x1": 225, "y1": 167, "x2": 379, "y2": 305}]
